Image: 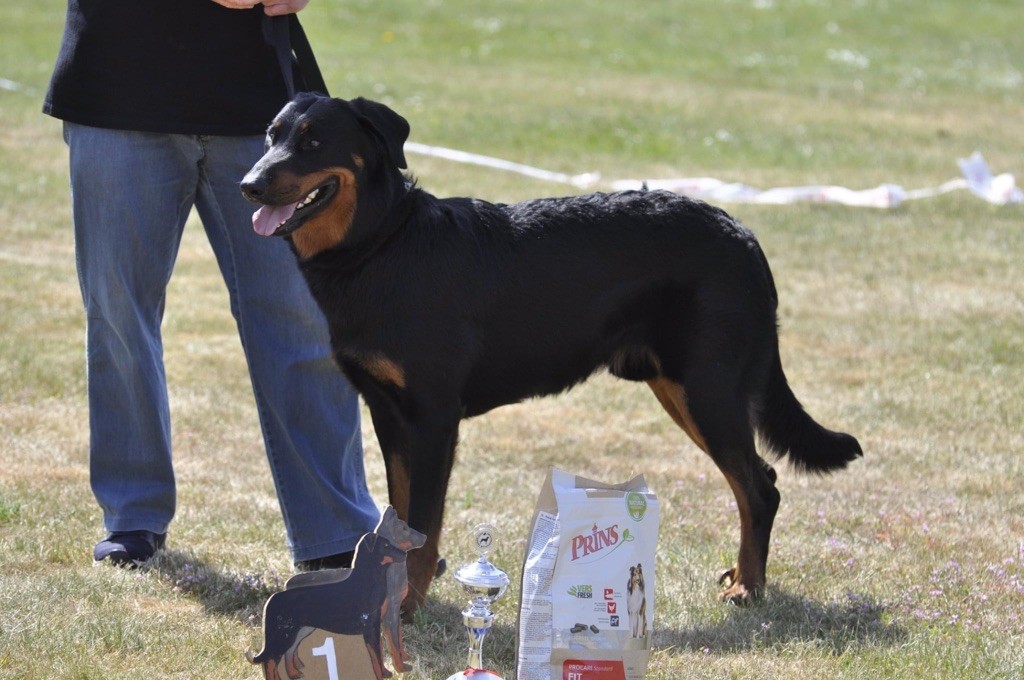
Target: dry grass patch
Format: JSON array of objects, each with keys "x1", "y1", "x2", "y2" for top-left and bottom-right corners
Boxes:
[{"x1": 2, "y1": 0, "x2": 1023, "y2": 677}]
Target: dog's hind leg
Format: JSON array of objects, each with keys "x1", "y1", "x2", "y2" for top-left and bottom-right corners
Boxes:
[
  {"x1": 284, "y1": 627, "x2": 314, "y2": 679},
  {"x1": 647, "y1": 378, "x2": 709, "y2": 454},
  {"x1": 647, "y1": 375, "x2": 779, "y2": 605}
]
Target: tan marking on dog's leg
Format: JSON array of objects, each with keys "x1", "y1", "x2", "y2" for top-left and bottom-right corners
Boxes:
[
  {"x1": 648, "y1": 378, "x2": 767, "y2": 603},
  {"x1": 402, "y1": 528, "x2": 440, "y2": 622},
  {"x1": 405, "y1": 534, "x2": 439, "y2": 600},
  {"x1": 717, "y1": 470, "x2": 766, "y2": 604},
  {"x1": 290, "y1": 168, "x2": 358, "y2": 259},
  {"x1": 362, "y1": 354, "x2": 406, "y2": 389},
  {"x1": 364, "y1": 641, "x2": 384, "y2": 680},
  {"x1": 647, "y1": 378, "x2": 708, "y2": 453},
  {"x1": 385, "y1": 458, "x2": 411, "y2": 522}
]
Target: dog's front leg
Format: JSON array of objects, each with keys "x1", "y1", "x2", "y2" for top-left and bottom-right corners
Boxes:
[
  {"x1": 400, "y1": 416, "x2": 460, "y2": 620},
  {"x1": 369, "y1": 405, "x2": 412, "y2": 521}
]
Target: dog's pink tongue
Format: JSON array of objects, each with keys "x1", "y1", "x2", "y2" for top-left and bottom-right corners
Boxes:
[{"x1": 252, "y1": 203, "x2": 298, "y2": 236}]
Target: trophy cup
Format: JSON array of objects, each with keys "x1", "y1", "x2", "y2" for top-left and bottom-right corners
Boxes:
[{"x1": 446, "y1": 524, "x2": 510, "y2": 680}]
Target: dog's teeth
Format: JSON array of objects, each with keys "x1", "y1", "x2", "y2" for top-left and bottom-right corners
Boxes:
[{"x1": 297, "y1": 188, "x2": 320, "y2": 210}]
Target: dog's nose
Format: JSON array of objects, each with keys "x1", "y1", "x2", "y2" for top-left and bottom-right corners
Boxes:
[{"x1": 240, "y1": 176, "x2": 268, "y2": 202}]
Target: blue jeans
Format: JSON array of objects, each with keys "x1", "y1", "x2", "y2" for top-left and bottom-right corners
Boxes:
[{"x1": 64, "y1": 122, "x2": 380, "y2": 561}]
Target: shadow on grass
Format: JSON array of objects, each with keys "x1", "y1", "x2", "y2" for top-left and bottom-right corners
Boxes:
[
  {"x1": 146, "y1": 556, "x2": 901, "y2": 665},
  {"x1": 655, "y1": 588, "x2": 907, "y2": 655},
  {"x1": 148, "y1": 549, "x2": 287, "y2": 621},
  {"x1": 407, "y1": 598, "x2": 519, "y2": 674},
  {"x1": 404, "y1": 589, "x2": 906, "y2": 672},
  {"x1": 149, "y1": 551, "x2": 521, "y2": 672}
]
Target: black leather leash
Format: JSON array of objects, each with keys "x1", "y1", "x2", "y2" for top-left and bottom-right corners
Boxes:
[{"x1": 263, "y1": 13, "x2": 329, "y2": 97}]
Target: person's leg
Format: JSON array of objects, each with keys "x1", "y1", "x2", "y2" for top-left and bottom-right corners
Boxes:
[
  {"x1": 65, "y1": 123, "x2": 200, "y2": 538},
  {"x1": 193, "y1": 133, "x2": 379, "y2": 562}
]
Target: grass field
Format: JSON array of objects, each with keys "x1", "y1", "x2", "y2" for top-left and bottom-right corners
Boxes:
[{"x1": 1, "y1": 0, "x2": 1023, "y2": 677}]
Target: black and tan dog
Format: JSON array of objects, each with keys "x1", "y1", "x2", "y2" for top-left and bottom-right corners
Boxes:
[{"x1": 241, "y1": 93, "x2": 862, "y2": 615}]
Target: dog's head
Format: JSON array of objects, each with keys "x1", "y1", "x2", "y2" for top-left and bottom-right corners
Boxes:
[
  {"x1": 375, "y1": 506, "x2": 427, "y2": 553},
  {"x1": 241, "y1": 93, "x2": 409, "y2": 258},
  {"x1": 629, "y1": 563, "x2": 645, "y2": 591}
]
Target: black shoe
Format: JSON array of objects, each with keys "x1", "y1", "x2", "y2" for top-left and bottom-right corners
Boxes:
[
  {"x1": 93, "y1": 531, "x2": 166, "y2": 567},
  {"x1": 295, "y1": 550, "x2": 355, "y2": 572}
]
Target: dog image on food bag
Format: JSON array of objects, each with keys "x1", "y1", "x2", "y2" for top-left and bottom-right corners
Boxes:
[{"x1": 627, "y1": 564, "x2": 647, "y2": 639}]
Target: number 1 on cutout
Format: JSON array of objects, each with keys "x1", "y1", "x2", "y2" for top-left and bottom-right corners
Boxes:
[{"x1": 311, "y1": 637, "x2": 340, "y2": 680}]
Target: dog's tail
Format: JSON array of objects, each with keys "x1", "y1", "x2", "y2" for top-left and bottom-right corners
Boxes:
[
  {"x1": 755, "y1": 351, "x2": 863, "y2": 473},
  {"x1": 247, "y1": 648, "x2": 268, "y2": 665}
]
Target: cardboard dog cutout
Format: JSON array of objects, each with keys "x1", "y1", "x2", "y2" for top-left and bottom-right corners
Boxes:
[{"x1": 251, "y1": 507, "x2": 425, "y2": 680}]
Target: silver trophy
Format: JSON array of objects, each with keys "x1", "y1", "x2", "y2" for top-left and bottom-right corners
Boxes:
[{"x1": 446, "y1": 524, "x2": 510, "y2": 680}]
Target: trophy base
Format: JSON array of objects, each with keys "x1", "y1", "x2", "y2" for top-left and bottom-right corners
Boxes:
[{"x1": 445, "y1": 669, "x2": 503, "y2": 680}]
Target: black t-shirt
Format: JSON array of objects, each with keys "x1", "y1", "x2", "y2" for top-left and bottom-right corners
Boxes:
[{"x1": 44, "y1": 0, "x2": 295, "y2": 136}]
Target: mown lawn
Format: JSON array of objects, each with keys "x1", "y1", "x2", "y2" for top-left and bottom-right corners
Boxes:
[{"x1": 1, "y1": 1, "x2": 1021, "y2": 677}]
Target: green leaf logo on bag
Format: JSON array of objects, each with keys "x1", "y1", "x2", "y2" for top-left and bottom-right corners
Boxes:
[
  {"x1": 626, "y1": 492, "x2": 648, "y2": 521},
  {"x1": 567, "y1": 584, "x2": 593, "y2": 598}
]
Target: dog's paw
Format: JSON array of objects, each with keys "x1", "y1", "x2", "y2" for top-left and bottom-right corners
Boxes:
[
  {"x1": 285, "y1": 652, "x2": 304, "y2": 679},
  {"x1": 718, "y1": 583, "x2": 755, "y2": 606},
  {"x1": 716, "y1": 567, "x2": 763, "y2": 605}
]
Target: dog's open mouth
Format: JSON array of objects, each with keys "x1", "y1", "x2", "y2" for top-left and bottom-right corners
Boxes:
[{"x1": 252, "y1": 178, "x2": 338, "y2": 237}]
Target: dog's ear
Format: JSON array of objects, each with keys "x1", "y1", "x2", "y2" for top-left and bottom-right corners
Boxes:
[{"x1": 349, "y1": 97, "x2": 409, "y2": 169}]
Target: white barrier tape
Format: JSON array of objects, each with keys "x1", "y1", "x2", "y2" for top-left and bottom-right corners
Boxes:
[
  {"x1": 404, "y1": 141, "x2": 600, "y2": 188},
  {"x1": 609, "y1": 177, "x2": 913, "y2": 208},
  {"x1": 3, "y1": 75, "x2": 1017, "y2": 207},
  {"x1": 956, "y1": 152, "x2": 1024, "y2": 205},
  {"x1": 0, "y1": 77, "x2": 37, "y2": 95},
  {"x1": 405, "y1": 143, "x2": 1021, "y2": 208}
]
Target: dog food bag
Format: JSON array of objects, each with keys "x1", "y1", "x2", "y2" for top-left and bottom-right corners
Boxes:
[{"x1": 516, "y1": 468, "x2": 659, "y2": 680}]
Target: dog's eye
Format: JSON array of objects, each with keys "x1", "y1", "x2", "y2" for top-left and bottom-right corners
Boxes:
[{"x1": 303, "y1": 138, "x2": 321, "y2": 150}]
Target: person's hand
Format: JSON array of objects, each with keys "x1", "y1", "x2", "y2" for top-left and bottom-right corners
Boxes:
[
  {"x1": 263, "y1": 0, "x2": 311, "y2": 15},
  {"x1": 207, "y1": 0, "x2": 310, "y2": 13},
  {"x1": 209, "y1": 0, "x2": 261, "y2": 9}
]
